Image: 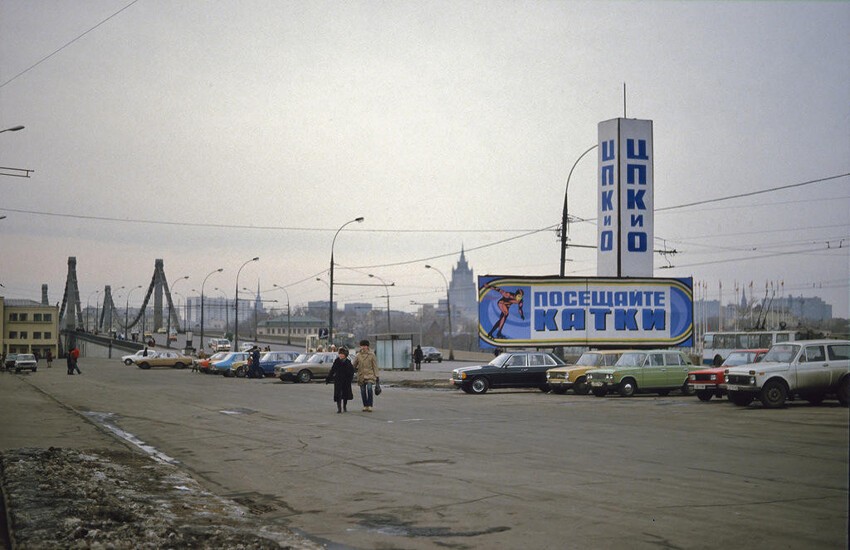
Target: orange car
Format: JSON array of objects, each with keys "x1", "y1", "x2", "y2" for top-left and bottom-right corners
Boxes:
[
  {"x1": 687, "y1": 349, "x2": 767, "y2": 401},
  {"x1": 196, "y1": 352, "x2": 228, "y2": 374}
]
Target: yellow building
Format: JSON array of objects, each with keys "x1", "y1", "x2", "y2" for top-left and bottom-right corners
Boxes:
[{"x1": 1, "y1": 297, "x2": 60, "y2": 359}]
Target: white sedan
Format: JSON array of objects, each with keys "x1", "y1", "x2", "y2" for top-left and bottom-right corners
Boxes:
[{"x1": 121, "y1": 349, "x2": 158, "y2": 365}]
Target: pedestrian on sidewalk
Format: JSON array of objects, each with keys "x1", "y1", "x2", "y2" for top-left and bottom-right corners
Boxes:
[
  {"x1": 326, "y1": 347, "x2": 354, "y2": 413},
  {"x1": 71, "y1": 346, "x2": 81, "y2": 375},
  {"x1": 46, "y1": 350, "x2": 53, "y2": 368},
  {"x1": 413, "y1": 345, "x2": 423, "y2": 371},
  {"x1": 353, "y1": 339, "x2": 380, "y2": 412}
]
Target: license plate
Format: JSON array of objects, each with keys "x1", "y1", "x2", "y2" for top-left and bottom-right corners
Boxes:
[
  {"x1": 590, "y1": 381, "x2": 604, "y2": 387},
  {"x1": 693, "y1": 384, "x2": 708, "y2": 390}
]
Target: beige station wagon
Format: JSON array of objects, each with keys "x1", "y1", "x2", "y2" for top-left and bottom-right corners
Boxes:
[
  {"x1": 134, "y1": 350, "x2": 195, "y2": 370},
  {"x1": 546, "y1": 350, "x2": 624, "y2": 395}
]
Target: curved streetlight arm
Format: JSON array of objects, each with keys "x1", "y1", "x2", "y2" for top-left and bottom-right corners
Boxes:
[
  {"x1": 425, "y1": 265, "x2": 454, "y2": 360},
  {"x1": 560, "y1": 143, "x2": 598, "y2": 276},
  {"x1": 234, "y1": 257, "x2": 259, "y2": 350},
  {"x1": 329, "y1": 217, "x2": 364, "y2": 345},
  {"x1": 273, "y1": 284, "x2": 293, "y2": 345}
]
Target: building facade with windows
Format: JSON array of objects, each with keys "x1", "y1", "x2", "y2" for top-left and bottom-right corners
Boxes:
[
  {"x1": 257, "y1": 315, "x2": 325, "y2": 339},
  {"x1": 1, "y1": 297, "x2": 60, "y2": 358},
  {"x1": 448, "y1": 247, "x2": 477, "y2": 321}
]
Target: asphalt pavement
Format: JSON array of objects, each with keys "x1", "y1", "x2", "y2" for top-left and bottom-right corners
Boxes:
[{"x1": 1, "y1": 356, "x2": 848, "y2": 549}]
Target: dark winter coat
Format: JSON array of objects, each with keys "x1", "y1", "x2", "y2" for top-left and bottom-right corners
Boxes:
[{"x1": 326, "y1": 357, "x2": 354, "y2": 402}]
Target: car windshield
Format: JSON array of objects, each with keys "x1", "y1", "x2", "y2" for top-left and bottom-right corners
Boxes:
[
  {"x1": 575, "y1": 353, "x2": 603, "y2": 367},
  {"x1": 723, "y1": 351, "x2": 755, "y2": 367},
  {"x1": 762, "y1": 344, "x2": 799, "y2": 363},
  {"x1": 616, "y1": 353, "x2": 646, "y2": 367},
  {"x1": 489, "y1": 353, "x2": 514, "y2": 367},
  {"x1": 17, "y1": 354, "x2": 35, "y2": 361},
  {"x1": 209, "y1": 352, "x2": 226, "y2": 360},
  {"x1": 293, "y1": 354, "x2": 309, "y2": 363}
]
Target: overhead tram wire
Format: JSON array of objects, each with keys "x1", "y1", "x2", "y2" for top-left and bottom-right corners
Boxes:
[{"x1": 0, "y1": 0, "x2": 141, "y2": 89}]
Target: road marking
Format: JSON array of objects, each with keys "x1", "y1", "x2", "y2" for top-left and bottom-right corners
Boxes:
[{"x1": 83, "y1": 411, "x2": 178, "y2": 465}]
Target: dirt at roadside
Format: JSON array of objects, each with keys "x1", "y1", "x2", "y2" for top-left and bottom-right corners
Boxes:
[{"x1": 0, "y1": 447, "x2": 321, "y2": 549}]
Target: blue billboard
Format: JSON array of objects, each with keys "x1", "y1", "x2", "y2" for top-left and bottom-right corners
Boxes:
[{"x1": 479, "y1": 275, "x2": 693, "y2": 349}]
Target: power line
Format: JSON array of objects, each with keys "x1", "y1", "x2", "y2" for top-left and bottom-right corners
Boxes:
[{"x1": 1, "y1": 0, "x2": 141, "y2": 89}]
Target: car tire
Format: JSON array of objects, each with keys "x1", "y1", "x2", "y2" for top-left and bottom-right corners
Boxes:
[
  {"x1": 538, "y1": 385, "x2": 549, "y2": 392},
  {"x1": 124, "y1": 359, "x2": 133, "y2": 365},
  {"x1": 15, "y1": 369, "x2": 20, "y2": 374},
  {"x1": 470, "y1": 377, "x2": 489, "y2": 394},
  {"x1": 728, "y1": 391, "x2": 754, "y2": 407},
  {"x1": 837, "y1": 376, "x2": 849, "y2": 407},
  {"x1": 174, "y1": 362, "x2": 185, "y2": 369},
  {"x1": 437, "y1": 358, "x2": 442, "y2": 363},
  {"x1": 618, "y1": 378, "x2": 637, "y2": 397},
  {"x1": 297, "y1": 370, "x2": 313, "y2": 383},
  {"x1": 696, "y1": 390, "x2": 713, "y2": 402},
  {"x1": 760, "y1": 380, "x2": 788, "y2": 408},
  {"x1": 592, "y1": 388, "x2": 607, "y2": 397},
  {"x1": 138, "y1": 363, "x2": 151, "y2": 370},
  {"x1": 681, "y1": 383, "x2": 696, "y2": 396},
  {"x1": 657, "y1": 390, "x2": 670, "y2": 397},
  {"x1": 235, "y1": 366, "x2": 246, "y2": 378},
  {"x1": 573, "y1": 376, "x2": 589, "y2": 395},
  {"x1": 551, "y1": 386, "x2": 567, "y2": 395},
  {"x1": 33, "y1": 368, "x2": 37, "y2": 373}
]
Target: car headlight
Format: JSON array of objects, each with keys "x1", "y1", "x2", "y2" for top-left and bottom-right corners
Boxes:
[
  {"x1": 688, "y1": 374, "x2": 695, "y2": 381},
  {"x1": 710, "y1": 374, "x2": 716, "y2": 381},
  {"x1": 461, "y1": 372, "x2": 467, "y2": 380},
  {"x1": 546, "y1": 373, "x2": 551, "y2": 379},
  {"x1": 724, "y1": 375, "x2": 730, "y2": 383},
  {"x1": 749, "y1": 377, "x2": 756, "y2": 385},
  {"x1": 605, "y1": 374, "x2": 613, "y2": 380}
]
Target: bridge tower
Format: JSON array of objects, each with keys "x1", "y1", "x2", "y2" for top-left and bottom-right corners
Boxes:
[
  {"x1": 99, "y1": 285, "x2": 115, "y2": 333},
  {"x1": 59, "y1": 256, "x2": 83, "y2": 330}
]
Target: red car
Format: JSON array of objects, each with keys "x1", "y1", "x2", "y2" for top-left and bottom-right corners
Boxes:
[{"x1": 688, "y1": 349, "x2": 768, "y2": 401}]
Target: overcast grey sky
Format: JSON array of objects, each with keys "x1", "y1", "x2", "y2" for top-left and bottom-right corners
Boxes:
[{"x1": 1, "y1": 0, "x2": 848, "y2": 319}]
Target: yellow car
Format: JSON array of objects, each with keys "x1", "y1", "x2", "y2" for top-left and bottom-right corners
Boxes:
[
  {"x1": 546, "y1": 350, "x2": 624, "y2": 395},
  {"x1": 134, "y1": 350, "x2": 195, "y2": 370}
]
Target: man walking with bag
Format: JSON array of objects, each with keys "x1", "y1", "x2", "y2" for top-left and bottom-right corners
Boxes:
[{"x1": 353, "y1": 339, "x2": 380, "y2": 412}]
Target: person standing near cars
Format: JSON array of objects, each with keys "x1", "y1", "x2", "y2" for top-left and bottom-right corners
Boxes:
[
  {"x1": 413, "y1": 345, "x2": 423, "y2": 371},
  {"x1": 250, "y1": 346, "x2": 262, "y2": 378},
  {"x1": 353, "y1": 339, "x2": 380, "y2": 412},
  {"x1": 326, "y1": 347, "x2": 354, "y2": 413},
  {"x1": 46, "y1": 350, "x2": 53, "y2": 368}
]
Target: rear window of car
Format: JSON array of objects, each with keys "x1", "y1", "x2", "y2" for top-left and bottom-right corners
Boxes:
[{"x1": 828, "y1": 345, "x2": 850, "y2": 361}]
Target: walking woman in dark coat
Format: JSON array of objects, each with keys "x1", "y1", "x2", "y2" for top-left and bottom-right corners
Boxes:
[{"x1": 326, "y1": 348, "x2": 354, "y2": 413}]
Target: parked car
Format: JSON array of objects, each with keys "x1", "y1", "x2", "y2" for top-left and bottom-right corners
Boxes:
[
  {"x1": 276, "y1": 352, "x2": 337, "y2": 383},
  {"x1": 3, "y1": 353, "x2": 19, "y2": 371},
  {"x1": 122, "y1": 349, "x2": 158, "y2": 365},
  {"x1": 259, "y1": 351, "x2": 299, "y2": 376},
  {"x1": 586, "y1": 350, "x2": 695, "y2": 397},
  {"x1": 421, "y1": 346, "x2": 443, "y2": 363},
  {"x1": 208, "y1": 338, "x2": 231, "y2": 352},
  {"x1": 688, "y1": 348, "x2": 767, "y2": 401},
  {"x1": 239, "y1": 342, "x2": 258, "y2": 352},
  {"x1": 725, "y1": 340, "x2": 849, "y2": 408},
  {"x1": 211, "y1": 352, "x2": 250, "y2": 375},
  {"x1": 546, "y1": 350, "x2": 624, "y2": 395},
  {"x1": 451, "y1": 351, "x2": 567, "y2": 394},
  {"x1": 134, "y1": 350, "x2": 195, "y2": 370},
  {"x1": 274, "y1": 353, "x2": 310, "y2": 379},
  {"x1": 13, "y1": 353, "x2": 38, "y2": 373},
  {"x1": 197, "y1": 352, "x2": 228, "y2": 374}
]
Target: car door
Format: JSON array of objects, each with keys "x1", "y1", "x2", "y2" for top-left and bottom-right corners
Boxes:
[
  {"x1": 664, "y1": 353, "x2": 689, "y2": 387},
  {"x1": 795, "y1": 344, "x2": 831, "y2": 390},
  {"x1": 498, "y1": 353, "x2": 529, "y2": 387},
  {"x1": 526, "y1": 354, "x2": 555, "y2": 386},
  {"x1": 825, "y1": 344, "x2": 850, "y2": 387},
  {"x1": 639, "y1": 353, "x2": 664, "y2": 388}
]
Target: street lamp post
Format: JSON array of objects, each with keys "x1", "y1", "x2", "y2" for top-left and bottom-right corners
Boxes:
[
  {"x1": 214, "y1": 288, "x2": 229, "y2": 332},
  {"x1": 125, "y1": 285, "x2": 142, "y2": 340},
  {"x1": 200, "y1": 268, "x2": 224, "y2": 354},
  {"x1": 560, "y1": 144, "x2": 599, "y2": 276},
  {"x1": 425, "y1": 265, "x2": 454, "y2": 360},
  {"x1": 329, "y1": 217, "x2": 364, "y2": 346},
  {"x1": 368, "y1": 274, "x2": 394, "y2": 333},
  {"x1": 234, "y1": 257, "x2": 259, "y2": 350},
  {"x1": 273, "y1": 284, "x2": 292, "y2": 345}
]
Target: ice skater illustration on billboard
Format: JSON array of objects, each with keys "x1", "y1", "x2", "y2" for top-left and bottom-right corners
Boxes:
[{"x1": 486, "y1": 286, "x2": 525, "y2": 338}]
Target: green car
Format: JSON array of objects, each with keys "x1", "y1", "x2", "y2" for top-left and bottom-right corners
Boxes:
[{"x1": 585, "y1": 350, "x2": 695, "y2": 397}]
